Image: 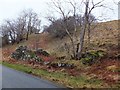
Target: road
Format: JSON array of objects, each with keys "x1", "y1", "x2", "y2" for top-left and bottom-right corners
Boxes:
[{"x1": 1, "y1": 65, "x2": 67, "y2": 89}]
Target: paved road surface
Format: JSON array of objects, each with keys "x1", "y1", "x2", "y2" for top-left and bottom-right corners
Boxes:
[{"x1": 2, "y1": 65, "x2": 66, "y2": 89}]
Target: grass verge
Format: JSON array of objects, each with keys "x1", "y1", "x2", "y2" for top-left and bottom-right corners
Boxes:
[{"x1": 2, "y1": 61, "x2": 105, "y2": 88}]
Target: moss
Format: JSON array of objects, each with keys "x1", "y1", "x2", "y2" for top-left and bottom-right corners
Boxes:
[
  {"x1": 89, "y1": 51, "x2": 99, "y2": 58},
  {"x1": 29, "y1": 51, "x2": 36, "y2": 58},
  {"x1": 97, "y1": 50, "x2": 106, "y2": 57},
  {"x1": 81, "y1": 50, "x2": 106, "y2": 65},
  {"x1": 81, "y1": 57, "x2": 93, "y2": 66}
]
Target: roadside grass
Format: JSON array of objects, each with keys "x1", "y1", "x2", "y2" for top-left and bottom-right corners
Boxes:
[{"x1": 2, "y1": 61, "x2": 105, "y2": 88}]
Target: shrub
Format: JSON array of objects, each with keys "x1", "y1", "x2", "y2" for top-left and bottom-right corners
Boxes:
[
  {"x1": 81, "y1": 50, "x2": 106, "y2": 65},
  {"x1": 81, "y1": 57, "x2": 94, "y2": 66}
]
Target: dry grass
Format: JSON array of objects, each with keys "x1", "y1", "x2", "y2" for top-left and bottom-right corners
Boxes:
[
  {"x1": 2, "y1": 20, "x2": 119, "y2": 88},
  {"x1": 2, "y1": 20, "x2": 119, "y2": 59},
  {"x1": 44, "y1": 20, "x2": 118, "y2": 56}
]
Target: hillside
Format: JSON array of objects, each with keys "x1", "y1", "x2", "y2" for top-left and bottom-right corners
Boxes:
[{"x1": 2, "y1": 20, "x2": 120, "y2": 88}]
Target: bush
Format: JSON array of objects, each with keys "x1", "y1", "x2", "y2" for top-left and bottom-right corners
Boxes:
[
  {"x1": 81, "y1": 57, "x2": 94, "y2": 66},
  {"x1": 81, "y1": 50, "x2": 106, "y2": 65}
]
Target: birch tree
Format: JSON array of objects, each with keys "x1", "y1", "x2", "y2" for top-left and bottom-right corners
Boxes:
[
  {"x1": 21, "y1": 9, "x2": 41, "y2": 40},
  {"x1": 49, "y1": 0, "x2": 80, "y2": 58},
  {"x1": 47, "y1": 0, "x2": 107, "y2": 59},
  {"x1": 77, "y1": 0, "x2": 106, "y2": 59}
]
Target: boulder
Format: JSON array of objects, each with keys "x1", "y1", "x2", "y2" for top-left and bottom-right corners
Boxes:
[
  {"x1": 51, "y1": 62, "x2": 75, "y2": 69},
  {"x1": 11, "y1": 46, "x2": 50, "y2": 63},
  {"x1": 11, "y1": 45, "x2": 41, "y2": 61},
  {"x1": 35, "y1": 48, "x2": 50, "y2": 56}
]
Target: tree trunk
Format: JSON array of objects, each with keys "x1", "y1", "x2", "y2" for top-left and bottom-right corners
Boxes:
[
  {"x1": 77, "y1": 0, "x2": 89, "y2": 59},
  {"x1": 26, "y1": 24, "x2": 30, "y2": 40},
  {"x1": 87, "y1": 22, "x2": 91, "y2": 50},
  {"x1": 26, "y1": 18, "x2": 31, "y2": 40},
  {"x1": 65, "y1": 29, "x2": 76, "y2": 58}
]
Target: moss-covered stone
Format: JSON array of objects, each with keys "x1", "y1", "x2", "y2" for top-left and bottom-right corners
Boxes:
[
  {"x1": 97, "y1": 50, "x2": 106, "y2": 57},
  {"x1": 81, "y1": 50, "x2": 106, "y2": 65},
  {"x1": 35, "y1": 48, "x2": 50, "y2": 56},
  {"x1": 11, "y1": 45, "x2": 43, "y2": 62}
]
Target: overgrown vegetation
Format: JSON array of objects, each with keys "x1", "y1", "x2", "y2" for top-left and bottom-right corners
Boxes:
[
  {"x1": 81, "y1": 50, "x2": 106, "y2": 65},
  {"x1": 1, "y1": 0, "x2": 103, "y2": 60},
  {"x1": 11, "y1": 45, "x2": 45, "y2": 62},
  {"x1": 1, "y1": 0, "x2": 119, "y2": 89},
  {"x1": 43, "y1": 0, "x2": 107, "y2": 60},
  {"x1": 11, "y1": 45, "x2": 76, "y2": 69}
]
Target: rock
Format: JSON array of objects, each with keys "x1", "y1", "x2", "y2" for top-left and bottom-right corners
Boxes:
[
  {"x1": 42, "y1": 51, "x2": 50, "y2": 56},
  {"x1": 44, "y1": 61, "x2": 50, "y2": 65},
  {"x1": 51, "y1": 62, "x2": 75, "y2": 69},
  {"x1": 11, "y1": 45, "x2": 42, "y2": 62},
  {"x1": 35, "y1": 48, "x2": 50, "y2": 56},
  {"x1": 11, "y1": 46, "x2": 53, "y2": 65}
]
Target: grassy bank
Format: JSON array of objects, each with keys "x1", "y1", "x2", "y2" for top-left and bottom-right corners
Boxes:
[{"x1": 2, "y1": 61, "x2": 105, "y2": 88}]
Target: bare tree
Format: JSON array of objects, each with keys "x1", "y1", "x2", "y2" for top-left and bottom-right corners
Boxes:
[
  {"x1": 77, "y1": 0, "x2": 105, "y2": 59},
  {"x1": 21, "y1": 9, "x2": 41, "y2": 40},
  {"x1": 5, "y1": 20, "x2": 17, "y2": 44},
  {"x1": 48, "y1": 0, "x2": 106, "y2": 59},
  {"x1": 1, "y1": 25, "x2": 9, "y2": 45},
  {"x1": 1, "y1": 9, "x2": 41, "y2": 45},
  {"x1": 49, "y1": 0, "x2": 79, "y2": 58}
]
